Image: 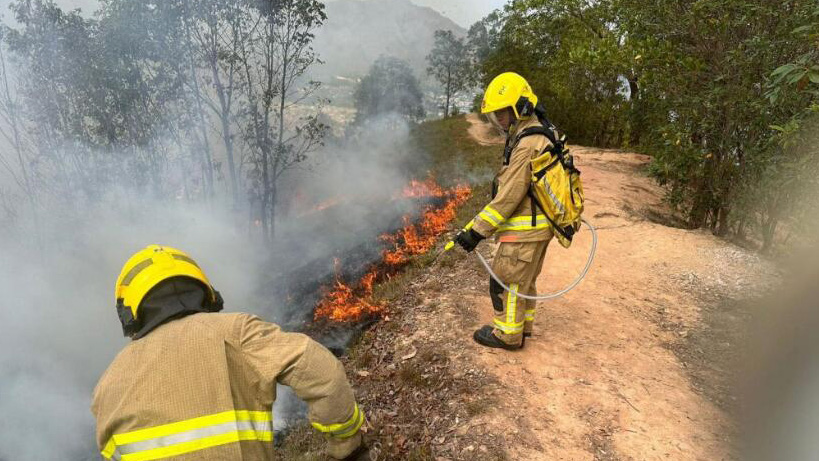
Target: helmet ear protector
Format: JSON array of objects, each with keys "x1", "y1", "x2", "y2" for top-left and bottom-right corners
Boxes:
[
  {"x1": 116, "y1": 279, "x2": 223, "y2": 337},
  {"x1": 515, "y1": 96, "x2": 535, "y2": 119}
]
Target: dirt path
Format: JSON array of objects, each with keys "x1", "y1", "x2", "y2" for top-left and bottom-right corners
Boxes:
[{"x1": 436, "y1": 116, "x2": 779, "y2": 460}]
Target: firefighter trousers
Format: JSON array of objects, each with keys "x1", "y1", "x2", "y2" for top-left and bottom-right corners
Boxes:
[{"x1": 489, "y1": 240, "x2": 550, "y2": 345}]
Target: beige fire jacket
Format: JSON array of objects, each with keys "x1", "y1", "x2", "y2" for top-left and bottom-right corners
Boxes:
[
  {"x1": 472, "y1": 116, "x2": 555, "y2": 243},
  {"x1": 92, "y1": 312, "x2": 363, "y2": 460}
]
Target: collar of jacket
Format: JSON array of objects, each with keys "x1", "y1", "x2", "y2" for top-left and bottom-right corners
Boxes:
[
  {"x1": 503, "y1": 116, "x2": 544, "y2": 165},
  {"x1": 508, "y1": 115, "x2": 542, "y2": 139},
  {"x1": 130, "y1": 277, "x2": 212, "y2": 340}
]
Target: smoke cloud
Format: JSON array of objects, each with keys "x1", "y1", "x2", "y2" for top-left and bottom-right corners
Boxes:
[{"x1": 0, "y1": 111, "x2": 426, "y2": 459}]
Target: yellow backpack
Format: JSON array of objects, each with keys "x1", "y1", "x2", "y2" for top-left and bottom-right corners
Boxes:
[{"x1": 511, "y1": 117, "x2": 585, "y2": 248}]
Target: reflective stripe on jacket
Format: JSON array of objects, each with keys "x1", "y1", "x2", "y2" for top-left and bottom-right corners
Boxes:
[
  {"x1": 92, "y1": 312, "x2": 363, "y2": 460},
  {"x1": 472, "y1": 116, "x2": 555, "y2": 243}
]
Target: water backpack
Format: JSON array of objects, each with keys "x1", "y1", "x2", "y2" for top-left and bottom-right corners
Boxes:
[{"x1": 503, "y1": 108, "x2": 585, "y2": 248}]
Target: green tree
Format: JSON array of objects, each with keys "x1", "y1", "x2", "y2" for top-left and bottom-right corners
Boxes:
[
  {"x1": 353, "y1": 55, "x2": 425, "y2": 124},
  {"x1": 622, "y1": 0, "x2": 816, "y2": 235},
  {"x1": 471, "y1": 0, "x2": 818, "y2": 250},
  {"x1": 473, "y1": 0, "x2": 634, "y2": 147},
  {"x1": 241, "y1": 0, "x2": 328, "y2": 241},
  {"x1": 426, "y1": 29, "x2": 471, "y2": 118}
]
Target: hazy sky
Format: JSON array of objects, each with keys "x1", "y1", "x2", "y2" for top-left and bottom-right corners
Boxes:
[
  {"x1": 0, "y1": 0, "x2": 507, "y2": 27},
  {"x1": 370, "y1": 0, "x2": 507, "y2": 27}
]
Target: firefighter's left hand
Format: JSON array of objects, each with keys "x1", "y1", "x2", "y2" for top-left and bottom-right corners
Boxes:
[{"x1": 454, "y1": 228, "x2": 484, "y2": 252}]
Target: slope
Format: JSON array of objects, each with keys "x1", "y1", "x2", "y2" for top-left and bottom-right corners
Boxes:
[
  {"x1": 278, "y1": 115, "x2": 780, "y2": 460},
  {"x1": 312, "y1": 0, "x2": 465, "y2": 82}
]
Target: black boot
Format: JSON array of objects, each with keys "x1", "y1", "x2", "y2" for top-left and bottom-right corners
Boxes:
[{"x1": 473, "y1": 325, "x2": 522, "y2": 350}]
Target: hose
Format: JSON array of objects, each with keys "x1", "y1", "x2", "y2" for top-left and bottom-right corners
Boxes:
[{"x1": 448, "y1": 219, "x2": 597, "y2": 300}]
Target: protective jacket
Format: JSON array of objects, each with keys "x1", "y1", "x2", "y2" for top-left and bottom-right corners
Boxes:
[
  {"x1": 472, "y1": 116, "x2": 555, "y2": 243},
  {"x1": 92, "y1": 312, "x2": 363, "y2": 460}
]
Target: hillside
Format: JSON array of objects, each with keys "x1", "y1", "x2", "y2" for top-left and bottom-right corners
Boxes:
[
  {"x1": 311, "y1": 0, "x2": 465, "y2": 82},
  {"x1": 277, "y1": 115, "x2": 780, "y2": 459}
]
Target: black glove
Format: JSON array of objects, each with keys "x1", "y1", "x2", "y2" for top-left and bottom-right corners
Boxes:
[{"x1": 454, "y1": 228, "x2": 485, "y2": 252}]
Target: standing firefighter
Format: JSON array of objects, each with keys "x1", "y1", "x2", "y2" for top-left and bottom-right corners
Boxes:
[
  {"x1": 92, "y1": 245, "x2": 366, "y2": 460},
  {"x1": 455, "y1": 72, "x2": 559, "y2": 350}
]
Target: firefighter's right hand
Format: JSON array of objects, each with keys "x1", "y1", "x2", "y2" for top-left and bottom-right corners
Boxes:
[{"x1": 454, "y1": 228, "x2": 484, "y2": 252}]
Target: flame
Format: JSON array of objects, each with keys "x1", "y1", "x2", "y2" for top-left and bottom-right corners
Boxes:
[
  {"x1": 382, "y1": 184, "x2": 470, "y2": 266},
  {"x1": 398, "y1": 175, "x2": 447, "y2": 198},
  {"x1": 314, "y1": 179, "x2": 471, "y2": 323},
  {"x1": 314, "y1": 259, "x2": 383, "y2": 322}
]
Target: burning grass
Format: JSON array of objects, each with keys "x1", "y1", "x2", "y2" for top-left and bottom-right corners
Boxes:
[{"x1": 313, "y1": 177, "x2": 471, "y2": 323}]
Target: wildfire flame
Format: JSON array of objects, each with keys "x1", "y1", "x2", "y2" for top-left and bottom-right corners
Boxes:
[
  {"x1": 313, "y1": 259, "x2": 382, "y2": 322},
  {"x1": 397, "y1": 176, "x2": 447, "y2": 198},
  {"x1": 314, "y1": 178, "x2": 471, "y2": 323}
]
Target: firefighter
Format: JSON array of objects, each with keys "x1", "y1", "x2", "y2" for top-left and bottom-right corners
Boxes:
[
  {"x1": 92, "y1": 245, "x2": 366, "y2": 460},
  {"x1": 455, "y1": 72, "x2": 554, "y2": 350}
]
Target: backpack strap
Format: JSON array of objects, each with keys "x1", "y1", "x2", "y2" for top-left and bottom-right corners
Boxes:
[
  {"x1": 503, "y1": 125, "x2": 559, "y2": 165},
  {"x1": 527, "y1": 186, "x2": 575, "y2": 243},
  {"x1": 518, "y1": 126, "x2": 561, "y2": 151},
  {"x1": 508, "y1": 125, "x2": 562, "y2": 227}
]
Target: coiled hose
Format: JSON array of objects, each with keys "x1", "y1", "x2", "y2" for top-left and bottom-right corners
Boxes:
[{"x1": 449, "y1": 219, "x2": 597, "y2": 300}]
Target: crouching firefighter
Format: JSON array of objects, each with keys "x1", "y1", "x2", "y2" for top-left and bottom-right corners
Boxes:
[
  {"x1": 455, "y1": 72, "x2": 582, "y2": 350},
  {"x1": 92, "y1": 245, "x2": 367, "y2": 460}
]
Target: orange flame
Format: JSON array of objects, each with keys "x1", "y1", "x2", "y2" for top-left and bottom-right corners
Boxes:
[
  {"x1": 314, "y1": 260, "x2": 383, "y2": 322},
  {"x1": 314, "y1": 179, "x2": 472, "y2": 323},
  {"x1": 397, "y1": 175, "x2": 447, "y2": 199}
]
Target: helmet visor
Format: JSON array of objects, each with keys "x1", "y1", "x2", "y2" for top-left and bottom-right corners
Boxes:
[{"x1": 486, "y1": 111, "x2": 507, "y2": 134}]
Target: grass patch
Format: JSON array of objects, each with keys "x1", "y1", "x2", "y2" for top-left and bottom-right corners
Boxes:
[
  {"x1": 281, "y1": 117, "x2": 507, "y2": 459},
  {"x1": 398, "y1": 361, "x2": 430, "y2": 388}
]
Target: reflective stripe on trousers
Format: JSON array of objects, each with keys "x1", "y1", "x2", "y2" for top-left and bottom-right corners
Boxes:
[
  {"x1": 311, "y1": 403, "x2": 365, "y2": 439},
  {"x1": 494, "y1": 283, "x2": 524, "y2": 334},
  {"x1": 525, "y1": 309, "x2": 536, "y2": 322},
  {"x1": 101, "y1": 410, "x2": 273, "y2": 461}
]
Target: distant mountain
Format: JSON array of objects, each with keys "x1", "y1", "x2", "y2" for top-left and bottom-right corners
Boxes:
[{"x1": 311, "y1": 0, "x2": 466, "y2": 83}]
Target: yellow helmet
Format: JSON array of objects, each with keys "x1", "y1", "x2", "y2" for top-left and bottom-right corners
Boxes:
[
  {"x1": 480, "y1": 72, "x2": 539, "y2": 120},
  {"x1": 115, "y1": 245, "x2": 221, "y2": 332}
]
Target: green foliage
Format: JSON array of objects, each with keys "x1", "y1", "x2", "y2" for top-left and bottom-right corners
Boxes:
[
  {"x1": 469, "y1": 0, "x2": 635, "y2": 147},
  {"x1": 353, "y1": 55, "x2": 425, "y2": 124},
  {"x1": 471, "y1": 0, "x2": 819, "y2": 251},
  {"x1": 426, "y1": 29, "x2": 471, "y2": 118}
]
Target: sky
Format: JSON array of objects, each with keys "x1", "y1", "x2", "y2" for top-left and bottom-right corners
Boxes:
[
  {"x1": 0, "y1": 0, "x2": 508, "y2": 27},
  {"x1": 377, "y1": 0, "x2": 507, "y2": 27}
]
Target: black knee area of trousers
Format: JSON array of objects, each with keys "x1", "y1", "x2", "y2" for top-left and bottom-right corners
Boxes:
[{"x1": 489, "y1": 277, "x2": 504, "y2": 313}]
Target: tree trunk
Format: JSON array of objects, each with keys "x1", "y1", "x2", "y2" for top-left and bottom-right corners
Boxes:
[
  {"x1": 182, "y1": 1, "x2": 214, "y2": 200},
  {"x1": 269, "y1": 180, "x2": 277, "y2": 238},
  {"x1": 688, "y1": 190, "x2": 710, "y2": 229},
  {"x1": 733, "y1": 214, "x2": 747, "y2": 240},
  {"x1": 445, "y1": 67, "x2": 451, "y2": 118},
  {"x1": 761, "y1": 217, "x2": 777, "y2": 254},
  {"x1": 713, "y1": 206, "x2": 730, "y2": 237},
  {"x1": 208, "y1": 40, "x2": 239, "y2": 205},
  {"x1": 261, "y1": 143, "x2": 270, "y2": 242},
  {"x1": 272, "y1": 33, "x2": 290, "y2": 242},
  {"x1": 627, "y1": 75, "x2": 641, "y2": 145}
]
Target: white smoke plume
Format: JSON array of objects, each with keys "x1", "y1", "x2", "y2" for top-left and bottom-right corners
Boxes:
[{"x1": 0, "y1": 112, "x2": 426, "y2": 459}]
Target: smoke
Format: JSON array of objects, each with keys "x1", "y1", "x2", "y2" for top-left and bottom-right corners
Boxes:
[
  {"x1": 0, "y1": 110, "x2": 426, "y2": 458},
  {"x1": 0, "y1": 0, "x2": 445, "y2": 457}
]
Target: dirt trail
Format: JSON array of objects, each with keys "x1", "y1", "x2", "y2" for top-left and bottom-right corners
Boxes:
[{"x1": 439, "y1": 116, "x2": 777, "y2": 460}]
